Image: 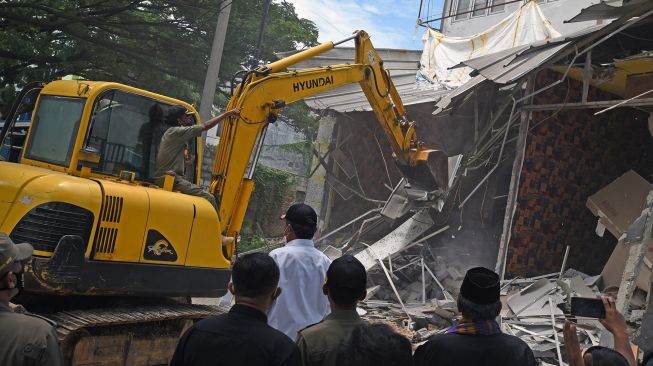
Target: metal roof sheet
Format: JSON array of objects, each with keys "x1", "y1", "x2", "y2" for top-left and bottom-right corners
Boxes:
[
  {"x1": 565, "y1": 0, "x2": 650, "y2": 23},
  {"x1": 275, "y1": 47, "x2": 449, "y2": 112}
]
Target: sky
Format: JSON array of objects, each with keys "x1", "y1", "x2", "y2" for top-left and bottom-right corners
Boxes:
[{"x1": 287, "y1": 0, "x2": 445, "y2": 50}]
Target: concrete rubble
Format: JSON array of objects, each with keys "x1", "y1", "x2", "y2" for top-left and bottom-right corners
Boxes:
[
  {"x1": 347, "y1": 189, "x2": 651, "y2": 357},
  {"x1": 356, "y1": 266, "x2": 648, "y2": 363},
  {"x1": 324, "y1": 165, "x2": 651, "y2": 364}
]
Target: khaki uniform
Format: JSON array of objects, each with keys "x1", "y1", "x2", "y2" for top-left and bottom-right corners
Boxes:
[
  {"x1": 155, "y1": 125, "x2": 217, "y2": 210},
  {"x1": 296, "y1": 310, "x2": 363, "y2": 366},
  {"x1": 0, "y1": 303, "x2": 64, "y2": 366}
]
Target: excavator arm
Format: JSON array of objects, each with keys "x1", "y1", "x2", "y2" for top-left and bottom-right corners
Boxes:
[{"x1": 211, "y1": 30, "x2": 448, "y2": 253}]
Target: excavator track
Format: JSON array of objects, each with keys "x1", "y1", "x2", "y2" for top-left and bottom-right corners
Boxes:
[{"x1": 40, "y1": 303, "x2": 227, "y2": 366}]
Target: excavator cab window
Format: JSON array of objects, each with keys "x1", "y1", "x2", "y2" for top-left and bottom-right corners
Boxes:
[
  {"x1": 84, "y1": 89, "x2": 198, "y2": 183},
  {"x1": 23, "y1": 96, "x2": 85, "y2": 166}
]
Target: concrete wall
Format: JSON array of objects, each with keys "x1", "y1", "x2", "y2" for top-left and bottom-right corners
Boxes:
[
  {"x1": 200, "y1": 119, "x2": 309, "y2": 187},
  {"x1": 441, "y1": 0, "x2": 602, "y2": 37},
  {"x1": 257, "y1": 120, "x2": 310, "y2": 177}
]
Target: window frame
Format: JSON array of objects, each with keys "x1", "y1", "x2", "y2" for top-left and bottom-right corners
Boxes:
[
  {"x1": 23, "y1": 95, "x2": 86, "y2": 167},
  {"x1": 451, "y1": 0, "x2": 508, "y2": 21},
  {"x1": 452, "y1": 0, "x2": 473, "y2": 21},
  {"x1": 489, "y1": 0, "x2": 507, "y2": 14},
  {"x1": 82, "y1": 88, "x2": 200, "y2": 183},
  {"x1": 471, "y1": 0, "x2": 490, "y2": 18}
]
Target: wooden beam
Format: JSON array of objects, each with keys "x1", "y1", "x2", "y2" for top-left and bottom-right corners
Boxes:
[{"x1": 496, "y1": 77, "x2": 534, "y2": 280}]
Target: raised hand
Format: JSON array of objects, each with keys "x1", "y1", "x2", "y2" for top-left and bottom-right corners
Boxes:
[{"x1": 563, "y1": 320, "x2": 584, "y2": 366}]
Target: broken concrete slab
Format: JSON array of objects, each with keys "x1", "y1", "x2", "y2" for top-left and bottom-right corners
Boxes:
[
  {"x1": 602, "y1": 239, "x2": 652, "y2": 292},
  {"x1": 447, "y1": 267, "x2": 464, "y2": 281},
  {"x1": 586, "y1": 170, "x2": 651, "y2": 239},
  {"x1": 630, "y1": 309, "x2": 646, "y2": 323},
  {"x1": 507, "y1": 279, "x2": 558, "y2": 315},
  {"x1": 365, "y1": 285, "x2": 381, "y2": 301},
  {"x1": 568, "y1": 276, "x2": 596, "y2": 298},
  {"x1": 633, "y1": 280, "x2": 653, "y2": 351},
  {"x1": 355, "y1": 209, "x2": 433, "y2": 271},
  {"x1": 322, "y1": 245, "x2": 342, "y2": 261},
  {"x1": 432, "y1": 298, "x2": 456, "y2": 310},
  {"x1": 584, "y1": 274, "x2": 601, "y2": 287}
]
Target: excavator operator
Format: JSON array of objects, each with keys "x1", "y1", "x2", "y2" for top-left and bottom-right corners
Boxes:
[{"x1": 155, "y1": 106, "x2": 241, "y2": 211}]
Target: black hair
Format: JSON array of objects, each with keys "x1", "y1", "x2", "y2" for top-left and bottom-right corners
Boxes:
[
  {"x1": 336, "y1": 323, "x2": 413, "y2": 366},
  {"x1": 288, "y1": 221, "x2": 316, "y2": 239},
  {"x1": 232, "y1": 252, "x2": 279, "y2": 298},
  {"x1": 585, "y1": 346, "x2": 630, "y2": 366},
  {"x1": 328, "y1": 286, "x2": 364, "y2": 307},
  {"x1": 165, "y1": 105, "x2": 189, "y2": 126},
  {"x1": 457, "y1": 294, "x2": 502, "y2": 321}
]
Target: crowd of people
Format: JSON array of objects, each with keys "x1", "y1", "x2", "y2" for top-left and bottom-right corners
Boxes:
[
  {"x1": 171, "y1": 203, "x2": 651, "y2": 366},
  {"x1": 0, "y1": 203, "x2": 651, "y2": 366}
]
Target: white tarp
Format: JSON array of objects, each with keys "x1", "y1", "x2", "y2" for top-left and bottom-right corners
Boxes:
[{"x1": 419, "y1": 1, "x2": 561, "y2": 89}]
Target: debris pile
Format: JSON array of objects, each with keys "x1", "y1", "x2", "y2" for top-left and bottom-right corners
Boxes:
[
  {"x1": 336, "y1": 170, "x2": 653, "y2": 363},
  {"x1": 358, "y1": 266, "x2": 649, "y2": 363},
  {"x1": 499, "y1": 269, "x2": 646, "y2": 365}
]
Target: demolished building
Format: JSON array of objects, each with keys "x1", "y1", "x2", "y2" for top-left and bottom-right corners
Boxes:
[{"x1": 283, "y1": 0, "x2": 653, "y2": 363}]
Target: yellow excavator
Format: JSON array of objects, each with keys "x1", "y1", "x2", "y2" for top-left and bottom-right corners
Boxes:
[{"x1": 0, "y1": 30, "x2": 448, "y2": 364}]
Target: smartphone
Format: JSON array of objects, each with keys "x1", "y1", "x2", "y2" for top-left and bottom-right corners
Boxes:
[{"x1": 570, "y1": 297, "x2": 605, "y2": 318}]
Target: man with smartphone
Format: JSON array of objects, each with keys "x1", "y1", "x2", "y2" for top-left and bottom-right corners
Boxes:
[{"x1": 564, "y1": 297, "x2": 636, "y2": 366}]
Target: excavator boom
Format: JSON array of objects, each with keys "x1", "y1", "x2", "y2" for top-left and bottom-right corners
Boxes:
[{"x1": 212, "y1": 30, "x2": 449, "y2": 245}]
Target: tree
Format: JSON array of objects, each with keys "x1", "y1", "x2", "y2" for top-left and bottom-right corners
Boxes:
[{"x1": 0, "y1": 0, "x2": 319, "y2": 115}]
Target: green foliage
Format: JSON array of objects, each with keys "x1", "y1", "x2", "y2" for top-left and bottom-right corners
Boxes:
[
  {"x1": 267, "y1": 139, "x2": 313, "y2": 176},
  {"x1": 239, "y1": 165, "x2": 292, "y2": 245},
  {"x1": 274, "y1": 141, "x2": 310, "y2": 155},
  {"x1": 280, "y1": 101, "x2": 320, "y2": 143},
  {"x1": 237, "y1": 234, "x2": 266, "y2": 253},
  {"x1": 251, "y1": 165, "x2": 292, "y2": 215},
  {"x1": 0, "y1": 0, "x2": 319, "y2": 115}
]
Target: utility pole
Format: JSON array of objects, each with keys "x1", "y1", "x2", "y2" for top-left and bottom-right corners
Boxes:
[
  {"x1": 200, "y1": 0, "x2": 232, "y2": 142},
  {"x1": 250, "y1": 0, "x2": 272, "y2": 70}
]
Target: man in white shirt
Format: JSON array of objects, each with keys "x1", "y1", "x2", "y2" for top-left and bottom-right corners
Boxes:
[{"x1": 268, "y1": 204, "x2": 331, "y2": 340}]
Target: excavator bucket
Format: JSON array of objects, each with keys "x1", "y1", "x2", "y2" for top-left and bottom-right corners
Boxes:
[
  {"x1": 381, "y1": 150, "x2": 450, "y2": 220},
  {"x1": 396, "y1": 150, "x2": 449, "y2": 193}
]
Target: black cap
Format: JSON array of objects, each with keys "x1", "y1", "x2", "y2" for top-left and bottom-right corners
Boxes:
[
  {"x1": 167, "y1": 105, "x2": 194, "y2": 125},
  {"x1": 326, "y1": 255, "x2": 367, "y2": 292},
  {"x1": 459, "y1": 267, "x2": 500, "y2": 305},
  {"x1": 280, "y1": 203, "x2": 317, "y2": 229}
]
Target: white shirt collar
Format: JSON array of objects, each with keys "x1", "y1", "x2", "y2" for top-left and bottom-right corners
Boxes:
[{"x1": 286, "y1": 238, "x2": 314, "y2": 247}]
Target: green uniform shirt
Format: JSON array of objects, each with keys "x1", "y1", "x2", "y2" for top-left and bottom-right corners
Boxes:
[
  {"x1": 296, "y1": 309, "x2": 363, "y2": 366},
  {"x1": 155, "y1": 125, "x2": 203, "y2": 178},
  {"x1": 0, "y1": 303, "x2": 64, "y2": 366}
]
